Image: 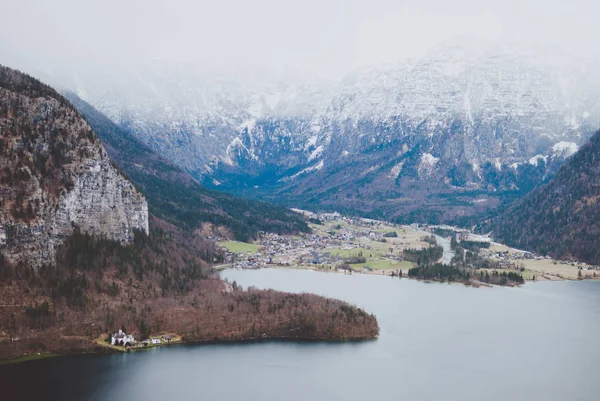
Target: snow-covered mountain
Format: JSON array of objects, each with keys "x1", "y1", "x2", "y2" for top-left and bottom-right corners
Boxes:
[
  {"x1": 60, "y1": 62, "x2": 335, "y2": 173},
  {"x1": 64, "y1": 40, "x2": 600, "y2": 224}
]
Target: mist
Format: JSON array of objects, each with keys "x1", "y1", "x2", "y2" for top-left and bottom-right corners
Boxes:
[{"x1": 1, "y1": 0, "x2": 598, "y2": 81}]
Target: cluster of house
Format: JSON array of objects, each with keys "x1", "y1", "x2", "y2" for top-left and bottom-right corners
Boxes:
[
  {"x1": 221, "y1": 213, "x2": 408, "y2": 270},
  {"x1": 290, "y1": 209, "x2": 344, "y2": 222},
  {"x1": 110, "y1": 330, "x2": 173, "y2": 348},
  {"x1": 141, "y1": 335, "x2": 173, "y2": 346},
  {"x1": 224, "y1": 214, "x2": 600, "y2": 274}
]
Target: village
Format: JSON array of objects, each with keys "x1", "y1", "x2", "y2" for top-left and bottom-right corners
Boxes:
[
  {"x1": 219, "y1": 211, "x2": 421, "y2": 274},
  {"x1": 217, "y1": 211, "x2": 599, "y2": 281}
]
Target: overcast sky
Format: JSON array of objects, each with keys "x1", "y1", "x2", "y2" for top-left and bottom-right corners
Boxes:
[{"x1": 0, "y1": 0, "x2": 598, "y2": 80}]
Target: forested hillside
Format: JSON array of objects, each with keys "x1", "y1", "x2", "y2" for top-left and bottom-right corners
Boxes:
[
  {"x1": 481, "y1": 130, "x2": 600, "y2": 264},
  {"x1": 65, "y1": 93, "x2": 309, "y2": 242},
  {"x1": 0, "y1": 219, "x2": 378, "y2": 360},
  {"x1": 0, "y1": 66, "x2": 378, "y2": 361}
]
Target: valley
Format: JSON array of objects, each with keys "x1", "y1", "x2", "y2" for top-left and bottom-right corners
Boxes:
[
  {"x1": 1, "y1": 62, "x2": 599, "y2": 368},
  {"x1": 217, "y1": 211, "x2": 599, "y2": 283},
  {"x1": 63, "y1": 43, "x2": 600, "y2": 225},
  {"x1": 2, "y1": 2, "x2": 600, "y2": 400}
]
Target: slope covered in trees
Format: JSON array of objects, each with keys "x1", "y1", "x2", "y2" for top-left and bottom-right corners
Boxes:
[
  {"x1": 402, "y1": 242, "x2": 523, "y2": 286},
  {"x1": 0, "y1": 218, "x2": 378, "y2": 360},
  {"x1": 65, "y1": 93, "x2": 309, "y2": 242},
  {"x1": 481, "y1": 130, "x2": 600, "y2": 264},
  {"x1": 0, "y1": 66, "x2": 378, "y2": 361}
]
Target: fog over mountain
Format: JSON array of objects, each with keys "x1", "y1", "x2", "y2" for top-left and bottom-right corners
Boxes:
[
  {"x1": 42, "y1": 40, "x2": 596, "y2": 226},
  {"x1": 2, "y1": 0, "x2": 598, "y2": 225},
  {"x1": 1, "y1": 0, "x2": 599, "y2": 80}
]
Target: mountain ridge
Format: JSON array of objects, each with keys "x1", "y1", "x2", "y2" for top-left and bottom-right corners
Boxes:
[
  {"x1": 480, "y1": 130, "x2": 600, "y2": 264},
  {"x1": 61, "y1": 42, "x2": 600, "y2": 224}
]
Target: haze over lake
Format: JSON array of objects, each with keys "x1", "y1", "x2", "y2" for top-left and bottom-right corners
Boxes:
[{"x1": 3, "y1": 269, "x2": 600, "y2": 401}]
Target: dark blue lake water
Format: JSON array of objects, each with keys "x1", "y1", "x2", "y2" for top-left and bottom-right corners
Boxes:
[{"x1": 2, "y1": 268, "x2": 599, "y2": 401}]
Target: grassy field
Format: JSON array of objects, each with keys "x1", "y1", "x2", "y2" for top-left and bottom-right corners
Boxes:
[
  {"x1": 323, "y1": 221, "x2": 350, "y2": 229},
  {"x1": 349, "y1": 259, "x2": 413, "y2": 271},
  {"x1": 220, "y1": 241, "x2": 260, "y2": 253},
  {"x1": 373, "y1": 228, "x2": 402, "y2": 234},
  {"x1": 94, "y1": 334, "x2": 126, "y2": 351},
  {"x1": 486, "y1": 243, "x2": 597, "y2": 280},
  {"x1": 325, "y1": 247, "x2": 385, "y2": 258},
  {"x1": 519, "y1": 269, "x2": 539, "y2": 280},
  {"x1": 520, "y1": 260, "x2": 596, "y2": 280}
]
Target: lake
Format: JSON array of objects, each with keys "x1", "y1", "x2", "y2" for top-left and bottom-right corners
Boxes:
[{"x1": 2, "y1": 268, "x2": 599, "y2": 401}]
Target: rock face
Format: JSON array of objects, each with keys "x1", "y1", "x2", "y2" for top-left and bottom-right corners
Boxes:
[
  {"x1": 63, "y1": 41, "x2": 600, "y2": 223},
  {"x1": 0, "y1": 65, "x2": 148, "y2": 267}
]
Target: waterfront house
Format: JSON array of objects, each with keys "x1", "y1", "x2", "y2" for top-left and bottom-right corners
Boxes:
[
  {"x1": 111, "y1": 329, "x2": 135, "y2": 346},
  {"x1": 151, "y1": 338, "x2": 162, "y2": 345}
]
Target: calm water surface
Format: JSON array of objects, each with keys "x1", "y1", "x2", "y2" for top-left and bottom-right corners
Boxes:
[{"x1": 2, "y1": 268, "x2": 599, "y2": 401}]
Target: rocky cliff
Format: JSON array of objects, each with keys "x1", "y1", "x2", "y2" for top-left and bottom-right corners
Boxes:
[{"x1": 0, "y1": 65, "x2": 148, "y2": 267}]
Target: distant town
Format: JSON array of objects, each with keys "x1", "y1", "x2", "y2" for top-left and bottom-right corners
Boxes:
[{"x1": 216, "y1": 211, "x2": 599, "y2": 282}]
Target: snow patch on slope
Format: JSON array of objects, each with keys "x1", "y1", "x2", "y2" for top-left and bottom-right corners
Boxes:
[
  {"x1": 225, "y1": 137, "x2": 257, "y2": 162},
  {"x1": 418, "y1": 153, "x2": 439, "y2": 176},
  {"x1": 552, "y1": 141, "x2": 578, "y2": 158},
  {"x1": 471, "y1": 162, "x2": 481, "y2": 179},
  {"x1": 308, "y1": 145, "x2": 324, "y2": 161},
  {"x1": 239, "y1": 119, "x2": 256, "y2": 133},
  {"x1": 289, "y1": 160, "x2": 324, "y2": 180},
  {"x1": 389, "y1": 162, "x2": 404, "y2": 179},
  {"x1": 529, "y1": 155, "x2": 548, "y2": 166},
  {"x1": 305, "y1": 135, "x2": 318, "y2": 150}
]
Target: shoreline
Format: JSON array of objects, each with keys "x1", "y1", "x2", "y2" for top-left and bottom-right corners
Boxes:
[
  {"x1": 0, "y1": 332, "x2": 379, "y2": 365},
  {"x1": 3, "y1": 268, "x2": 597, "y2": 365},
  {"x1": 4, "y1": 267, "x2": 596, "y2": 365},
  {"x1": 0, "y1": 352, "x2": 61, "y2": 365},
  {"x1": 223, "y1": 264, "x2": 600, "y2": 286}
]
